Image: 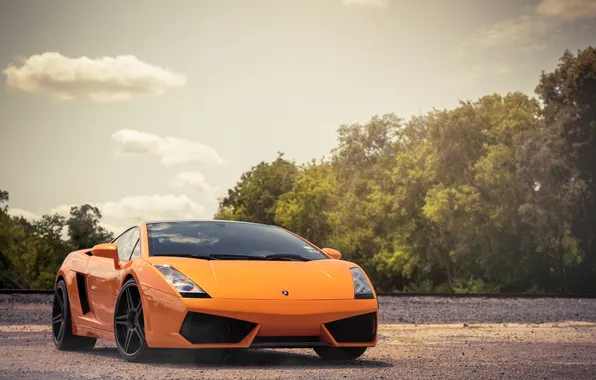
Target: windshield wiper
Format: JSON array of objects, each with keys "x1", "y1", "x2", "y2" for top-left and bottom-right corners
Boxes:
[
  {"x1": 205, "y1": 254, "x2": 249, "y2": 260},
  {"x1": 191, "y1": 253, "x2": 218, "y2": 260},
  {"x1": 263, "y1": 253, "x2": 310, "y2": 262},
  {"x1": 206, "y1": 253, "x2": 310, "y2": 261},
  {"x1": 152, "y1": 253, "x2": 216, "y2": 260},
  {"x1": 157, "y1": 253, "x2": 310, "y2": 261}
]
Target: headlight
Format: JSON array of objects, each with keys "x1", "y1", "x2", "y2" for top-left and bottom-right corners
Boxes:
[
  {"x1": 153, "y1": 264, "x2": 210, "y2": 298},
  {"x1": 350, "y1": 267, "x2": 374, "y2": 299}
]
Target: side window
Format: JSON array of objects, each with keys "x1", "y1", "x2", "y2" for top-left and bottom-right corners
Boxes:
[
  {"x1": 113, "y1": 227, "x2": 139, "y2": 262},
  {"x1": 130, "y1": 239, "x2": 141, "y2": 260}
]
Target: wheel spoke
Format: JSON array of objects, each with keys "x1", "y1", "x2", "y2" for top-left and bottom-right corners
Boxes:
[
  {"x1": 134, "y1": 325, "x2": 145, "y2": 342},
  {"x1": 57, "y1": 320, "x2": 65, "y2": 341},
  {"x1": 126, "y1": 289, "x2": 134, "y2": 312},
  {"x1": 52, "y1": 313, "x2": 63, "y2": 324},
  {"x1": 115, "y1": 315, "x2": 128, "y2": 325},
  {"x1": 124, "y1": 329, "x2": 133, "y2": 353},
  {"x1": 55, "y1": 292, "x2": 64, "y2": 310}
]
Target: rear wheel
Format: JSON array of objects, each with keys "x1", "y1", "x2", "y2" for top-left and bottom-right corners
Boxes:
[
  {"x1": 52, "y1": 280, "x2": 96, "y2": 350},
  {"x1": 114, "y1": 278, "x2": 149, "y2": 362},
  {"x1": 313, "y1": 346, "x2": 367, "y2": 361}
]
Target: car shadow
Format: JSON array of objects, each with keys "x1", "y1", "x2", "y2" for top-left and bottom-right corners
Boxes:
[{"x1": 81, "y1": 347, "x2": 393, "y2": 369}]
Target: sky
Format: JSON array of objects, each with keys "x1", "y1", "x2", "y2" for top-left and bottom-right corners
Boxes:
[{"x1": 1, "y1": 0, "x2": 595, "y2": 235}]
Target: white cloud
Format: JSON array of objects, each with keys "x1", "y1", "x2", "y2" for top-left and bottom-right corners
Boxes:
[
  {"x1": 3, "y1": 52, "x2": 186, "y2": 102},
  {"x1": 537, "y1": 0, "x2": 596, "y2": 20},
  {"x1": 169, "y1": 171, "x2": 217, "y2": 197},
  {"x1": 460, "y1": 0, "x2": 596, "y2": 54},
  {"x1": 95, "y1": 222, "x2": 122, "y2": 236},
  {"x1": 99, "y1": 194, "x2": 204, "y2": 221},
  {"x1": 7, "y1": 208, "x2": 41, "y2": 220},
  {"x1": 342, "y1": 0, "x2": 388, "y2": 8},
  {"x1": 51, "y1": 194, "x2": 205, "y2": 223},
  {"x1": 46, "y1": 205, "x2": 73, "y2": 217},
  {"x1": 112, "y1": 129, "x2": 226, "y2": 168}
]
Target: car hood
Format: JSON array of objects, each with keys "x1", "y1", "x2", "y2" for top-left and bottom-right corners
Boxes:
[{"x1": 144, "y1": 256, "x2": 361, "y2": 300}]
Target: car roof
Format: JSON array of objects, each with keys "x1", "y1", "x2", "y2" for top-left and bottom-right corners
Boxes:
[
  {"x1": 144, "y1": 219, "x2": 267, "y2": 226},
  {"x1": 112, "y1": 219, "x2": 275, "y2": 241}
]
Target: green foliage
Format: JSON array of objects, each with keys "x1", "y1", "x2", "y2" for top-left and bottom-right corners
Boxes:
[
  {"x1": 274, "y1": 161, "x2": 337, "y2": 245},
  {"x1": 215, "y1": 152, "x2": 298, "y2": 224},
  {"x1": 215, "y1": 46, "x2": 596, "y2": 293},
  {"x1": 534, "y1": 47, "x2": 596, "y2": 292},
  {"x1": 67, "y1": 205, "x2": 114, "y2": 251},
  {"x1": 0, "y1": 193, "x2": 114, "y2": 289}
]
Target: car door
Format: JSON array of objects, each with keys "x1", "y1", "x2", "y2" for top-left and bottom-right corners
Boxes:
[{"x1": 86, "y1": 226, "x2": 140, "y2": 329}]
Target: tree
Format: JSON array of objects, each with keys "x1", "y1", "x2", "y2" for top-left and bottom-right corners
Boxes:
[
  {"x1": 274, "y1": 161, "x2": 337, "y2": 246},
  {"x1": 215, "y1": 153, "x2": 298, "y2": 224},
  {"x1": 325, "y1": 115, "x2": 407, "y2": 287},
  {"x1": 365, "y1": 93, "x2": 544, "y2": 291},
  {"x1": 0, "y1": 190, "x2": 74, "y2": 288},
  {"x1": 332, "y1": 113, "x2": 404, "y2": 182},
  {"x1": 534, "y1": 47, "x2": 596, "y2": 292},
  {"x1": 515, "y1": 126, "x2": 586, "y2": 292},
  {"x1": 30, "y1": 214, "x2": 72, "y2": 288},
  {"x1": 0, "y1": 190, "x2": 24, "y2": 288},
  {"x1": 67, "y1": 205, "x2": 114, "y2": 250}
]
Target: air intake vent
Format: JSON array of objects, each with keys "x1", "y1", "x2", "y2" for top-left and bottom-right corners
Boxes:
[
  {"x1": 324, "y1": 312, "x2": 377, "y2": 343},
  {"x1": 179, "y1": 312, "x2": 257, "y2": 344},
  {"x1": 75, "y1": 273, "x2": 90, "y2": 315}
]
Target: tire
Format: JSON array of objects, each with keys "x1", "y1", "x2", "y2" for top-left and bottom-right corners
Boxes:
[
  {"x1": 52, "y1": 280, "x2": 97, "y2": 350},
  {"x1": 313, "y1": 346, "x2": 367, "y2": 361},
  {"x1": 114, "y1": 278, "x2": 149, "y2": 362}
]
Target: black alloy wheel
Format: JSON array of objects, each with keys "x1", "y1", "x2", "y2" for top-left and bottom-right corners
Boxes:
[
  {"x1": 114, "y1": 278, "x2": 148, "y2": 361},
  {"x1": 52, "y1": 280, "x2": 96, "y2": 350}
]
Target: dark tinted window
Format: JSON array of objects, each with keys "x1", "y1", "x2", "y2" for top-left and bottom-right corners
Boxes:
[{"x1": 146, "y1": 221, "x2": 327, "y2": 261}]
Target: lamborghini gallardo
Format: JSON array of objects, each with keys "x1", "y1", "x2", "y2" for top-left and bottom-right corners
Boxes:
[{"x1": 52, "y1": 220, "x2": 378, "y2": 362}]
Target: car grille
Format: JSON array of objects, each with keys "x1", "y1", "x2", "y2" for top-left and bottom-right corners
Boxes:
[
  {"x1": 324, "y1": 312, "x2": 377, "y2": 343},
  {"x1": 179, "y1": 312, "x2": 257, "y2": 344}
]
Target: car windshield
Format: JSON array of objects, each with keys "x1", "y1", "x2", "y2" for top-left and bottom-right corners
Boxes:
[{"x1": 146, "y1": 221, "x2": 328, "y2": 261}]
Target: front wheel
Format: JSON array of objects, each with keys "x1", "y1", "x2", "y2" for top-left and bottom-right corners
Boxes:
[
  {"x1": 114, "y1": 278, "x2": 149, "y2": 362},
  {"x1": 313, "y1": 346, "x2": 367, "y2": 361}
]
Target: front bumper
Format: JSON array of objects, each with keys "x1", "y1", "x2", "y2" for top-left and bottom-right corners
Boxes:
[{"x1": 141, "y1": 286, "x2": 378, "y2": 349}]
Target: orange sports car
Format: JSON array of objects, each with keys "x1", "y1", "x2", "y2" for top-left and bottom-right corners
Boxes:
[{"x1": 52, "y1": 220, "x2": 378, "y2": 362}]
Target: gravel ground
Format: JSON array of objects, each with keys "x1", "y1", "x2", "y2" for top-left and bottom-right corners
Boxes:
[
  {"x1": 3, "y1": 294, "x2": 596, "y2": 325},
  {"x1": 1, "y1": 295, "x2": 596, "y2": 379},
  {"x1": 378, "y1": 296, "x2": 596, "y2": 324}
]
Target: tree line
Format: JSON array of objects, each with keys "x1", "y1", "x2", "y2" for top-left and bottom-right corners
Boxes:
[
  {"x1": 216, "y1": 47, "x2": 596, "y2": 294},
  {"x1": 1, "y1": 47, "x2": 594, "y2": 293},
  {"x1": 0, "y1": 195, "x2": 113, "y2": 289}
]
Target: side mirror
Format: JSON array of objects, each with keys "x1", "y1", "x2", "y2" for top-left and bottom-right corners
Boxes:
[
  {"x1": 322, "y1": 248, "x2": 342, "y2": 260},
  {"x1": 91, "y1": 243, "x2": 120, "y2": 269}
]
